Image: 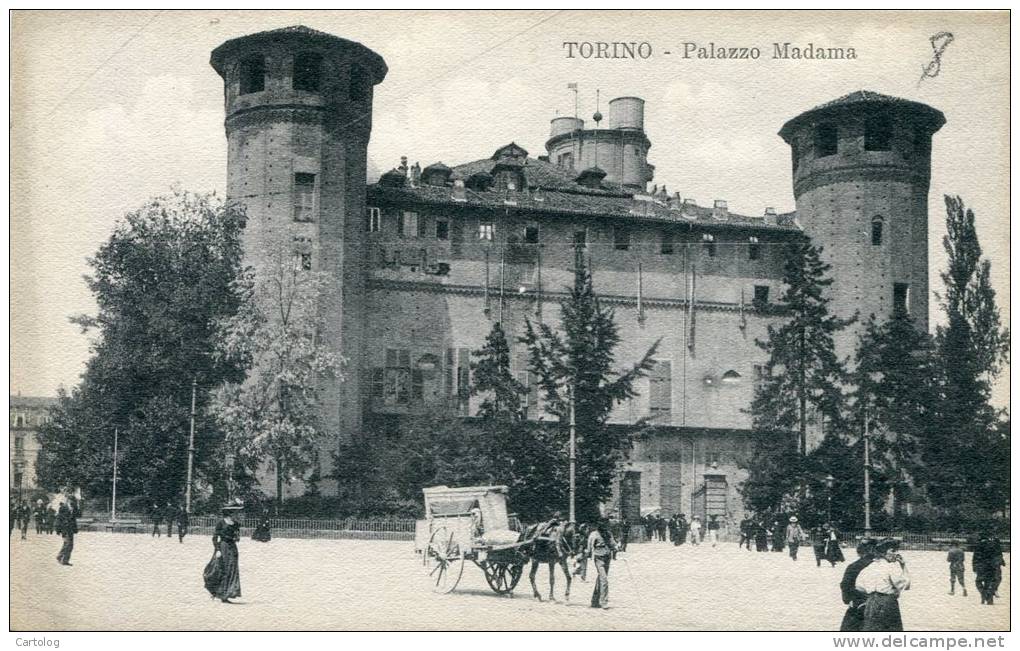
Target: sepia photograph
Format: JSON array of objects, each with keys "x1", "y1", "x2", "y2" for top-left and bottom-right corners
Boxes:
[{"x1": 7, "y1": 8, "x2": 1011, "y2": 640}]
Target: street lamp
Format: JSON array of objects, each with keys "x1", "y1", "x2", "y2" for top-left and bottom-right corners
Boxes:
[{"x1": 824, "y1": 474, "x2": 835, "y2": 524}]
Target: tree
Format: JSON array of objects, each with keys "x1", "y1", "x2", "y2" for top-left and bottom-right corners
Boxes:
[
  {"x1": 743, "y1": 241, "x2": 851, "y2": 514},
  {"x1": 923, "y1": 196, "x2": 1010, "y2": 514},
  {"x1": 35, "y1": 189, "x2": 246, "y2": 505},
  {"x1": 471, "y1": 322, "x2": 527, "y2": 421},
  {"x1": 520, "y1": 251, "x2": 658, "y2": 522},
  {"x1": 210, "y1": 254, "x2": 344, "y2": 507}
]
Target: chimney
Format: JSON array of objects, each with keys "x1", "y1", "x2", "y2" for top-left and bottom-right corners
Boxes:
[
  {"x1": 399, "y1": 156, "x2": 408, "y2": 177},
  {"x1": 409, "y1": 162, "x2": 421, "y2": 187},
  {"x1": 451, "y1": 178, "x2": 467, "y2": 202},
  {"x1": 713, "y1": 199, "x2": 728, "y2": 220},
  {"x1": 763, "y1": 206, "x2": 777, "y2": 225}
]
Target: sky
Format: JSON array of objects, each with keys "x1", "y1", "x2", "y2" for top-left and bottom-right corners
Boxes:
[{"x1": 9, "y1": 10, "x2": 1010, "y2": 405}]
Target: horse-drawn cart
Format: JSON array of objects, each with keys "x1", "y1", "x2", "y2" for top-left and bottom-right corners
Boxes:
[{"x1": 415, "y1": 485, "x2": 530, "y2": 595}]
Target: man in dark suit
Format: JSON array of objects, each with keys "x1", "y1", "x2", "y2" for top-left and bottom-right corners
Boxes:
[
  {"x1": 840, "y1": 537, "x2": 875, "y2": 631},
  {"x1": 55, "y1": 500, "x2": 78, "y2": 565}
]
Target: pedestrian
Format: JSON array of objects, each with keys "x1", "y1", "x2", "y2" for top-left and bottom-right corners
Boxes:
[
  {"x1": 825, "y1": 524, "x2": 845, "y2": 567},
  {"x1": 771, "y1": 519, "x2": 785, "y2": 552},
  {"x1": 34, "y1": 500, "x2": 45, "y2": 535},
  {"x1": 972, "y1": 534, "x2": 1003, "y2": 605},
  {"x1": 45, "y1": 506, "x2": 56, "y2": 534},
  {"x1": 667, "y1": 515, "x2": 678, "y2": 545},
  {"x1": 855, "y1": 538, "x2": 909, "y2": 631},
  {"x1": 785, "y1": 516, "x2": 805, "y2": 560},
  {"x1": 689, "y1": 516, "x2": 701, "y2": 545},
  {"x1": 587, "y1": 517, "x2": 616, "y2": 609},
  {"x1": 212, "y1": 499, "x2": 244, "y2": 603},
  {"x1": 812, "y1": 525, "x2": 828, "y2": 567},
  {"x1": 165, "y1": 500, "x2": 175, "y2": 538},
  {"x1": 618, "y1": 517, "x2": 629, "y2": 552},
  {"x1": 754, "y1": 520, "x2": 769, "y2": 552},
  {"x1": 839, "y1": 537, "x2": 875, "y2": 631},
  {"x1": 177, "y1": 505, "x2": 189, "y2": 543},
  {"x1": 677, "y1": 514, "x2": 688, "y2": 546},
  {"x1": 18, "y1": 501, "x2": 30, "y2": 540},
  {"x1": 55, "y1": 499, "x2": 78, "y2": 566},
  {"x1": 946, "y1": 539, "x2": 967, "y2": 596},
  {"x1": 707, "y1": 515, "x2": 720, "y2": 547},
  {"x1": 990, "y1": 537, "x2": 1005, "y2": 598},
  {"x1": 150, "y1": 502, "x2": 163, "y2": 538},
  {"x1": 656, "y1": 515, "x2": 667, "y2": 543},
  {"x1": 737, "y1": 518, "x2": 749, "y2": 550},
  {"x1": 252, "y1": 507, "x2": 272, "y2": 542}
]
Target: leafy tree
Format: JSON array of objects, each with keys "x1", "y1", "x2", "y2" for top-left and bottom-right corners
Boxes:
[
  {"x1": 923, "y1": 196, "x2": 1010, "y2": 514},
  {"x1": 519, "y1": 252, "x2": 658, "y2": 522},
  {"x1": 743, "y1": 241, "x2": 851, "y2": 514},
  {"x1": 35, "y1": 189, "x2": 246, "y2": 505},
  {"x1": 210, "y1": 254, "x2": 344, "y2": 507}
]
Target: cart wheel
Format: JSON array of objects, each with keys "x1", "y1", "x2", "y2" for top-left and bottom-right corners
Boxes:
[
  {"x1": 482, "y1": 561, "x2": 524, "y2": 595},
  {"x1": 425, "y1": 526, "x2": 464, "y2": 594}
]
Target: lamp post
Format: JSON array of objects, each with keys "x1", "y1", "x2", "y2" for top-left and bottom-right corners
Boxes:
[
  {"x1": 185, "y1": 376, "x2": 197, "y2": 514},
  {"x1": 825, "y1": 473, "x2": 835, "y2": 524},
  {"x1": 568, "y1": 383, "x2": 576, "y2": 524},
  {"x1": 863, "y1": 416, "x2": 871, "y2": 534}
]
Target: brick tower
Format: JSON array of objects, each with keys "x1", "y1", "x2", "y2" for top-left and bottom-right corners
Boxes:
[
  {"x1": 211, "y1": 27, "x2": 387, "y2": 478},
  {"x1": 779, "y1": 91, "x2": 945, "y2": 357}
]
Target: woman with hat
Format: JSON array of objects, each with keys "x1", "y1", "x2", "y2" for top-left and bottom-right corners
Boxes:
[
  {"x1": 855, "y1": 538, "x2": 910, "y2": 631},
  {"x1": 212, "y1": 499, "x2": 244, "y2": 603}
]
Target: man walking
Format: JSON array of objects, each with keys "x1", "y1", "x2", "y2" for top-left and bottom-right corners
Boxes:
[
  {"x1": 177, "y1": 505, "x2": 189, "y2": 543},
  {"x1": 946, "y1": 540, "x2": 967, "y2": 596},
  {"x1": 587, "y1": 518, "x2": 616, "y2": 609},
  {"x1": 706, "y1": 515, "x2": 721, "y2": 547},
  {"x1": 55, "y1": 499, "x2": 78, "y2": 566},
  {"x1": 973, "y1": 534, "x2": 1003, "y2": 605},
  {"x1": 785, "y1": 516, "x2": 805, "y2": 560}
]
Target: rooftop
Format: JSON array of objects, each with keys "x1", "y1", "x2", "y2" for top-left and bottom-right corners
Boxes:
[{"x1": 779, "y1": 89, "x2": 945, "y2": 141}]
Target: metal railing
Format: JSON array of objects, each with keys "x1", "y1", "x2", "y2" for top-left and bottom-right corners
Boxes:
[{"x1": 82, "y1": 514, "x2": 417, "y2": 541}]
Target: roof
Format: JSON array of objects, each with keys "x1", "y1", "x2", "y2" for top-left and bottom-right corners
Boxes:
[
  {"x1": 369, "y1": 154, "x2": 799, "y2": 232},
  {"x1": 210, "y1": 25, "x2": 387, "y2": 83},
  {"x1": 779, "y1": 90, "x2": 945, "y2": 141},
  {"x1": 10, "y1": 396, "x2": 57, "y2": 409}
]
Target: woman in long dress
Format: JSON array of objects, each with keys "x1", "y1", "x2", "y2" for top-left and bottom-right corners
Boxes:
[{"x1": 213, "y1": 502, "x2": 243, "y2": 603}]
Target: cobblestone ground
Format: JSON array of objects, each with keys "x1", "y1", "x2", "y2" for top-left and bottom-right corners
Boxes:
[{"x1": 9, "y1": 532, "x2": 1009, "y2": 631}]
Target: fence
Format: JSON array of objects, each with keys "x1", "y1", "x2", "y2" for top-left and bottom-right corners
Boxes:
[
  {"x1": 84, "y1": 514, "x2": 416, "y2": 541},
  {"x1": 629, "y1": 527, "x2": 1009, "y2": 552}
]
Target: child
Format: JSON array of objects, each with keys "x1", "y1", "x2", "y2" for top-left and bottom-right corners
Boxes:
[{"x1": 947, "y1": 540, "x2": 967, "y2": 596}]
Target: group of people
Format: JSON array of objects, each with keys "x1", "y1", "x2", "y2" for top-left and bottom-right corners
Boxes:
[
  {"x1": 149, "y1": 500, "x2": 190, "y2": 542},
  {"x1": 9, "y1": 499, "x2": 54, "y2": 539},
  {"x1": 642, "y1": 513, "x2": 723, "y2": 546}
]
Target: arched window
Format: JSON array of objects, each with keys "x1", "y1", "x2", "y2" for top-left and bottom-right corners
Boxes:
[
  {"x1": 349, "y1": 64, "x2": 370, "y2": 102},
  {"x1": 238, "y1": 55, "x2": 265, "y2": 95},
  {"x1": 871, "y1": 216, "x2": 884, "y2": 246},
  {"x1": 293, "y1": 52, "x2": 323, "y2": 92},
  {"x1": 721, "y1": 370, "x2": 742, "y2": 385}
]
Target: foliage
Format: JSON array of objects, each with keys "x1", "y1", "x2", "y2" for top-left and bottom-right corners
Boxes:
[
  {"x1": 519, "y1": 252, "x2": 659, "y2": 522},
  {"x1": 471, "y1": 322, "x2": 527, "y2": 422},
  {"x1": 35, "y1": 189, "x2": 246, "y2": 504},
  {"x1": 210, "y1": 254, "x2": 344, "y2": 505}
]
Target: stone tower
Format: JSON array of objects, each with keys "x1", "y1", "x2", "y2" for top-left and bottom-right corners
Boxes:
[
  {"x1": 211, "y1": 27, "x2": 387, "y2": 459},
  {"x1": 779, "y1": 91, "x2": 945, "y2": 356}
]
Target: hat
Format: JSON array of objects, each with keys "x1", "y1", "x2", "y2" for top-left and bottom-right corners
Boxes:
[
  {"x1": 789, "y1": 516, "x2": 798, "y2": 523},
  {"x1": 856, "y1": 537, "x2": 876, "y2": 555},
  {"x1": 874, "y1": 537, "x2": 900, "y2": 553},
  {"x1": 221, "y1": 498, "x2": 245, "y2": 512}
]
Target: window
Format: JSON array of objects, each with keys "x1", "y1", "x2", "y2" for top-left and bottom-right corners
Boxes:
[
  {"x1": 239, "y1": 56, "x2": 265, "y2": 95},
  {"x1": 366, "y1": 206, "x2": 382, "y2": 233},
  {"x1": 14, "y1": 436, "x2": 24, "y2": 453},
  {"x1": 660, "y1": 231, "x2": 674, "y2": 255},
  {"x1": 524, "y1": 225, "x2": 540, "y2": 245},
  {"x1": 383, "y1": 349, "x2": 411, "y2": 405},
  {"x1": 649, "y1": 360, "x2": 672, "y2": 422},
  {"x1": 814, "y1": 123, "x2": 838, "y2": 158},
  {"x1": 293, "y1": 173, "x2": 316, "y2": 222},
  {"x1": 865, "y1": 117, "x2": 893, "y2": 151},
  {"x1": 15, "y1": 415, "x2": 23, "y2": 428},
  {"x1": 435, "y1": 219, "x2": 449, "y2": 240},
  {"x1": 705, "y1": 448, "x2": 722, "y2": 467},
  {"x1": 893, "y1": 283, "x2": 910, "y2": 316},
  {"x1": 754, "y1": 285, "x2": 770, "y2": 304},
  {"x1": 399, "y1": 211, "x2": 420, "y2": 238},
  {"x1": 478, "y1": 222, "x2": 494, "y2": 241},
  {"x1": 702, "y1": 233, "x2": 716, "y2": 257},
  {"x1": 456, "y1": 348, "x2": 471, "y2": 413},
  {"x1": 293, "y1": 52, "x2": 323, "y2": 92},
  {"x1": 451, "y1": 221, "x2": 464, "y2": 255},
  {"x1": 748, "y1": 236, "x2": 760, "y2": 260},
  {"x1": 573, "y1": 230, "x2": 587, "y2": 249},
  {"x1": 614, "y1": 226, "x2": 630, "y2": 251},
  {"x1": 298, "y1": 252, "x2": 312, "y2": 271},
  {"x1": 557, "y1": 152, "x2": 574, "y2": 169},
  {"x1": 871, "y1": 216, "x2": 884, "y2": 246},
  {"x1": 350, "y1": 64, "x2": 370, "y2": 102}
]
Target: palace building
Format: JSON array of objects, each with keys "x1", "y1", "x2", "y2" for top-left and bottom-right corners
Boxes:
[{"x1": 210, "y1": 27, "x2": 944, "y2": 519}]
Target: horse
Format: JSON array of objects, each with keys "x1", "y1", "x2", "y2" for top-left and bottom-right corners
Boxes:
[{"x1": 521, "y1": 521, "x2": 585, "y2": 602}]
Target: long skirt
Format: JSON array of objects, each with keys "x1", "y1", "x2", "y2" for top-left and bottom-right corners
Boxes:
[
  {"x1": 840, "y1": 603, "x2": 866, "y2": 631},
  {"x1": 826, "y1": 541, "x2": 845, "y2": 564},
  {"x1": 217, "y1": 541, "x2": 242, "y2": 600},
  {"x1": 862, "y1": 593, "x2": 903, "y2": 631}
]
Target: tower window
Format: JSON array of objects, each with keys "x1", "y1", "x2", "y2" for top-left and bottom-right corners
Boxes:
[
  {"x1": 524, "y1": 225, "x2": 540, "y2": 245},
  {"x1": 350, "y1": 64, "x2": 370, "y2": 102},
  {"x1": 478, "y1": 222, "x2": 494, "y2": 241},
  {"x1": 871, "y1": 216, "x2": 884, "y2": 245},
  {"x1": 293, "y1": 173, "x2": 316, "y2": 222},
  {"x1": 298, "y1": 252, "x2": 312, "y2": 271},
  {"x1": 754, "y1": 285, "x2": 770, "y2": 304},
  {"x1": 702, "y1": 233, "x2": 716, "y2": 257},
  {"x1": 293, "y1": 52, "x2": 323, "y2": 92},
  {"x1": 436, "y1": 219, "x2": 449, "y2": 241},
  {"x1": 814, "y1": 123, "x2": 838, "y2": 158},
  {"x1": 238, "y1": 56, "x2": 265, "y2": 95},
  {"x1": 893, "y1": 283, "x2": 910, "y2": 316},
  {"x1": 366, "y1": 206, "x2": 381, "y2": 233},
  {"x1": 614, "y1": 226, "x2": 630, "y2": 251},
  {"x1": 865, "y1": 117, "x2": 893, "y2": 151},
  {"x1": 748, "y1": 236, "x2": 760, "y2": 260},
  {"x1": 660, "y1": 231, "x2": 674, "y2": 255}
]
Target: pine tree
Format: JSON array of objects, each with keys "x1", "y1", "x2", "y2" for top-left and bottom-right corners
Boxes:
[
  {"x1": 520, "y1": 252, "x2": 658, "y2": 522},
  {"x1": 471, "y1": 322, "x2": 526, "y2": 421}
]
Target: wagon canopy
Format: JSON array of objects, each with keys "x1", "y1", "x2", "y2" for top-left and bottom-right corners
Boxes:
[{"x1": 422, "y1": 485, "x2": 510, "y2": 532}]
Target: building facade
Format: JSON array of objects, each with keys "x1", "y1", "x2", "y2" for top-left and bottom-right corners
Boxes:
[
  {"x1": 9, "y1": 396, "x2": 56, "y2": 497},
  {"x1": 211, "y1": 27, "x2": 943, "y2": 520}
]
